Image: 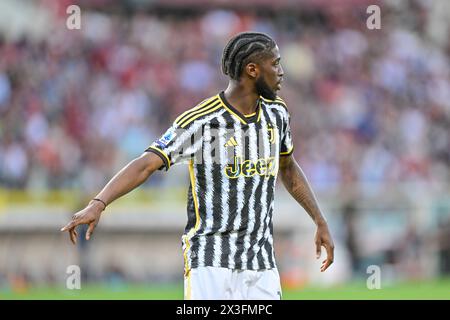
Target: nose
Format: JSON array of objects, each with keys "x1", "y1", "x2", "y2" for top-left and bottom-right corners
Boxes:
[{"x1": 278, "y1": 65, "x2": 284, "y2": 78}]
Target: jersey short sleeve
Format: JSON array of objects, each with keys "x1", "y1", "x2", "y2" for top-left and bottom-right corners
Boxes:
[
  {"x1": 280, "y1": 104, "x2": 294, "y2": 157},
  {"x1": 144, "y1": 95, "x2": 224, "y2": 170},
  {"x1": 145, "y1": 120, "x2": 204, "y2": 171}
]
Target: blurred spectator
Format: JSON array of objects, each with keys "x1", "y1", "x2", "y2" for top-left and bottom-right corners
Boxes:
[
  {"x1": 0, "y1": 3, "x2": 448, "y2": 192},
  {"x1": 341, "y1": 201, "x2": 362, "y2": 277},
  {"x1": 437, "y1": 216, "x2": 450, "y2": 275}
]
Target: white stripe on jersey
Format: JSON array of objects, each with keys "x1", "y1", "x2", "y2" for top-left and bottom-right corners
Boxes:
[
  {"x1": 240, "y1": 122, "x2": 259, "y2": 268},
  {"x1": 263, "y1": 108, "x2": 282, "y2": 266},
  {"x1": 265, "y1": 107, "x2": 281, "y2": 171},
  {"x1": 265, "y1": 104, "x2": 292, "y2": 152},
  {"x1": 213, "y1": 115, "x2": 229, "y2": 266},
  {"x1": 183, "y1": 136, "x2": 203, "y2": 161},
  {"x1": 229, "y1": 116, "x2": 245, "y2": 268},
  {"x1": 253, "y1": 112, "x2": 271, "y2": 270},
  {"x1": 197, "y1": 123, "x2": 214, "y2": 266},
  {"x1": 265, "y1": 103, "x2": 288, "y2": 119}
]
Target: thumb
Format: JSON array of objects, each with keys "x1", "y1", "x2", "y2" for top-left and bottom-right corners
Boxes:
[
  {"x1": 316, "y1": 242, "x2": 322, "y2": 259},
  {"x1": 86, "y1": 222, "x2": 96, "y2": 240}
]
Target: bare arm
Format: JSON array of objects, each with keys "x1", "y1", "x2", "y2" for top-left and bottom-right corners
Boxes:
[
  {"x1": 279, "y1": 154, "x2": 335, "y2": 272},
  {"x1": 61, "y1": 152, "x2": 164, "y2": 244},
  {"x1": 93, "y1": 152, "x2": 163, "y2": 206}
]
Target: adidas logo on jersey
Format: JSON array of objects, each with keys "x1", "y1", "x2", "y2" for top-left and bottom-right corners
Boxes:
[{"x1": 224, "y1": 137, "x2": 238, "y2": 147}]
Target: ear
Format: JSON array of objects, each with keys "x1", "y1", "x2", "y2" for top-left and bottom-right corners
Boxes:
[{"x1": 244, "y1": 62, "x2": 259, "y2": 79}]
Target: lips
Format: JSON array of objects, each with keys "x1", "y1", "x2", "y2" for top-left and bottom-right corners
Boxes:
[{"x1": 276, "y1": 78, "x2": 283, "y2": 89}]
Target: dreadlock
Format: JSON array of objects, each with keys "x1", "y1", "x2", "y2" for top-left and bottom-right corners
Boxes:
[{"x1": 221, "y1": 32, "x2": 276, "y2": 80}]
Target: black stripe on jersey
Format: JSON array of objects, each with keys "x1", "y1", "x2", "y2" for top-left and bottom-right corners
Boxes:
[
  {"x1": 190, "y1": 163, "x2": 206, "y2": 268},
  {"x1": 268, "y1": 206, "x2": 276, "y2": 266},
  {"x1": 246, "y1": 120, "x2": 265, "y2": 270},
  {"x1": 261, "y1": 108, "x2": 279, "y2": 268},
  {"x1": 220, "y1": 111, "x2": 237, "y2": 267},
  {"x1": 270, "y1": 107, "x2": 283, "y2": 132},
  {"x1": 256, "y1": 212, "x2": 269, "y2": 269},
  {"x1": 256, "y1": 108, "x2": 275, "y2": 269},
  {"x1": 175, "y1": 97, "x2": 219, "y2": 126},
  {"x1": 234, "y1": 126, "x2": 254, "y2": 270},
  {"x1": 267, "y1": 104, "x2": 293, "y2": 156},
  {"x1": 204, "y1": 119, "x2": 224, "y2": 266},
  {"x1": 261, "y1": 106, "x2": 276, "y2": 158},
  {"x1": 203, "y1": 164, "x2": 223, "y2": 266},
  {"x1": 184, "y1": 185, "x2": 197, "y2": 234},
  {"x1": 246, "y1": 176, "x2": 264, "y2": 269},
  {"x1": 209, "y1": 118, "x2": 225, "y2": 233},
  {"x1": 264, "y1": 177, "x2": 276, "y2": 267},
  {"x1": 270, "y1": 107, "x2": 284, "y2": 153}
]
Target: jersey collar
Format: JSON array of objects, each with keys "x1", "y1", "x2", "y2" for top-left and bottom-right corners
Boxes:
[{"x1": 219, "y1": 91, "x2": 262, "y2": 125}]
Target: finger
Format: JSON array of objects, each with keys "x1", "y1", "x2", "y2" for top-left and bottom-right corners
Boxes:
[
  {"x1": 86, "y1": 222, "x2": 96, "y2": 240},
  {"x1": 321, "y1": 259, "x2": 332, "y2": 272},
  {"x1": 69, "y1": 228, "x2": 77, "y2": 245},
  {"x1": 320, "y1": 247, "x2": 334, "y2": 272},
  {"x1": 325, "y1": 245, "x2": 334, "y2": 269},
  {"x1": 70, "y1": 228, "x2": 77, "y2": 245},
  {"x1": 315, "y1": 242, "x2": 321, "y2": 259},
  {"x1": 64, "y1": 216, "x2": 85, "y2": 231},
  {"x1": 61, "y1": 222, "x2": 75, "y2": 232}
]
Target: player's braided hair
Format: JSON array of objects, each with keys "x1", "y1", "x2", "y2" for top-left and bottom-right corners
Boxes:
[{"x1": 221, "y1": 32, "x2": 276, "y2": 80}]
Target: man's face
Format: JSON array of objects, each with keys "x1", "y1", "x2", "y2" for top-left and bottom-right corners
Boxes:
[{"x1": 255, "y1": 45, "x2": 284, "y2": 100}]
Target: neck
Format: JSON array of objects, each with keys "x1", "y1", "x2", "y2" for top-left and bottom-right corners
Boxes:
[{"x1": 223, "y1": 81, "x2": 260, "y2": 115}]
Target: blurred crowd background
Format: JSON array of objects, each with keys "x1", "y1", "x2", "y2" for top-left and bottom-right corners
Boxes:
[{"x1": 0, "y1": 0, "x2": 449, "y2": 295}]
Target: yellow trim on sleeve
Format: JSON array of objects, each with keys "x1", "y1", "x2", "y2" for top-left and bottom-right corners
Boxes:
[
  {"x1": 280, "y1": 146, "x2": 294, "y2": 156},
  {"x1": 147, "y1": 146, "x2": 171, "y2": 170}
]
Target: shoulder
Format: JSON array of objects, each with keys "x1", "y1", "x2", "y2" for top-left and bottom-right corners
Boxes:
[
  {"x1": 174, "y1": 94, "x2": 224, "y2": 129},
  {"x1": 261, "y1": 95, "x2": 290, "y2": 117}
]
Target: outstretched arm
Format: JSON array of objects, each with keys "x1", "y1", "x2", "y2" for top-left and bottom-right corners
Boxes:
[
  {"x1": 60, "y1": 152, "x2": 164, "y2": 244},
  {"x1": 279, "y1": 154, "x2": 334, "y2": 272}
]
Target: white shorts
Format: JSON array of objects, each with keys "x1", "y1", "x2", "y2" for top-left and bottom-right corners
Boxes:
[{"x1": 184, "y1": 266, "x2": 282, "y2": 300}]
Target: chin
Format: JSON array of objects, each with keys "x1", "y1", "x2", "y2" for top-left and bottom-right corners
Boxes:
[
  {"x1": 255, "y1": 79, "x2": 278, "y2": 100},
  {"x1": 261, "y1": 92, "x2": 277, "y2": 100}
]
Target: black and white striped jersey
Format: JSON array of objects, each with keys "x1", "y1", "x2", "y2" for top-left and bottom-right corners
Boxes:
[{"x1": 146, "y1": 91, "x2": 294, "y2": 272}]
